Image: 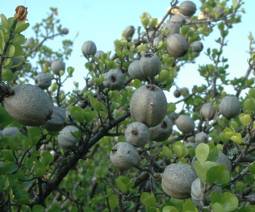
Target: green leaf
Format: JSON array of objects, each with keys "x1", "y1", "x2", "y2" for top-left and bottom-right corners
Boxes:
[
  {"x1": 108, "y1": 194, "x2": 118, "y2": 209},
  {"x1": 88, "y1": 95, "x2": 106, "y2": 112},
  {"x1": 211, "y1": 192, "x2": 239, "y2": 211},
  {"x1": 249, "y1": 162, "x2": 255, "y2": 174},
  {"x1": 193, "y1": 160, "x2": 217, "y2": 183},
  {"x1": 162, "y1": 206, "x2": 179, "y2": 212},
  {"x1": 115, "y1": 176, "x2": 133, "y2": 193},
  {"x1": 182, "y1": 199, "x2": 198, "y2": 212},
  {"x1": 243, "y1": 98, "x2": 255, "y2": 113},
  {"x1": 15, "y1": 21, "x2": 29, "y2": 33},
  {"x1": 207, "y1": 165, "x2": 230, "y2": 185},
  {"x1": 32, "y1": 205, "x2": 45, "y2": 212},
  {"x1": 160, "y1": 146, "x2": 173, "y2": 159},
  {"x1": 0, "y1": 14, "x2": 9, "y2": 28},
  {"x1": 212, "y1": 203, "x2": 225, "y2": 212},
  {"x1": 140, "y1": 192, "x2": 156, "y2": 209},
  {"x1": 7, "y1": 44, "x2": 15, "y2": 57},
  {"x1": 2, "y1": 69, "x2": 14, "y2": 81},
  {"x1": 195, "y1": 143, "x2": 209, "y2": 162}
]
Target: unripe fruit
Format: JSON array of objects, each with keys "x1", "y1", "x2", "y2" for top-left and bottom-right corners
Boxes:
[
  {"x1": 61, "y1": 27, "x2": 69, "y2": 35},
  {"x1": 81, "y1": 40, "x2": 97, "y2": 57},
  {"x1": 51, "y1": 60, "x2": 65, "y2": 75},
  {"x1": 174, "y1": 89, "x2": 181, "y2": 98},
  {"x1": 217, "y1": 152, "x2": 231, "y2": 171},
  {"x1": 140, "y1": 53, "x2": 161, "y2": 79},
  {"x1": 162, "y1": 163, "x2": 196, "y2": 199},
  {"x1": 122, "y1": 25, "x2": 135, "y2": 41},
  {"x1": 150, "y1": 116, "x2": 173, "y2": 141},
  {"x1": 1, "y1": 127, "x2": 20, "y2": 137},
  {"x1": 110, "y1": 142, "x2": 140, "y2": 170},
  {"x1": 57, "y1": 125, "x2": 79, "y2": 149},
  {"x1": 4, "y1": 84, "x2": 53, "y2": 126},
  {"x1": 103, "y1": 68, "x2": 125, "y2": 90},
  {"x1": 130, "y1": 84, "x2": 167, "y2": 127},
  {"x1": 45, "y1": 106, "x2": 66, "y2": 131},
  {"x1": 200, "y1": 103, "x2": 215, "y2": 120},
  {"x1": 175, "y1": 114, "x2": 195, "y2": 134},
  {"x1": 35, "y1": 72, "x2": 52, "y2": 89},
  {"x1": 191, "y1": 178, "x2": 204, "y2": 205},
  {"x1": 179, "y1": 87, "x2": 189, "y2": 97},
  {"x1": 179, "y1": 1, "x2": 197, "y2": 17},
  {"x1": 165, "y1": 14, "x2": 186, "y2": 34},
  {"x1": 166, "y1": 34, "x2": 189, "y2": 58},
  {"x1": 219, "y1": 95, "x2": 240, "y2": 118},
  {"x1": 195, "y1": 132, "x2": 208, "y2": 144},
  {"x1": 190, "y1": 41, "x2": 203, "y2": 52},
  {"x1": 125, "y1": 122, "x2": 150, "y2": 147},
  {"x1": 128, "y1": 60, "x2": 145, "y2": 80}
]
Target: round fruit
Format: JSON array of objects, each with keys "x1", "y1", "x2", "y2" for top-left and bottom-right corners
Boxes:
[
  {"x1": 128, "y1": 60, "x2": 145, "y2": 80},
  {"x1": 219, "y1": 95, "x2": 240, "y2": 118},
  {"x1": 216, "y1": 152, "x2": 232, "y2": 171},
  {"x1": 140, "y1": 53, "x2": 161, "y2": 79},
  {"x1": 81, "y1": 40, "x2": 97, "y2": 57},
  {"x1": 179, "y1": 87, "x2": 189, "y2": 96},
  {"x1": 125, "y1": 122, "x2": 150, "y2": 147},
  {"x1": 61, "y1": 27, "x2": 69, "y2": 35},
  {"x1": 57, "y1": 125, "x2": 79, "y2": 149},
  {"x1": 191, "y1": 178, "x2": 204, "y2": 205},
  {"x1": 165, "y1": 14, "x2": 186, "y2": 34},
  {"x1": 1, "y1": 127, "x2": 20, "y2": 137},
  {"x1": 45, "y1": 106, "x2": 66, "y2": 131},
  {"x1": 150, "y1": 116, "x2": 173, "y2": 141},
  {"x1": 174, "y1": 89, "x2": 181, "y2": 98},
  {"x1": 200, "y1": 103, "x2": 215, "y2": 120},
  {"x1": 35, "y1": 72, "x2": 52, "y2": 89},
  {"x1": 195, "y1": 132, "x2": 208, "y2": 144},
  {"x1": 179, "y1": 1, "x2": 197, "y2": 17},
  {"x1": 190, "y1": 41, "x2": 203, "y2": 52},
  {"x1": 162, "y1": 163, "x2": 196, "y2": 199},
  {"x1": 3, "y1": 84, "x2": 53, "y2": 126},
  {"x1": 51, "y1": 60, "x2": 65, "y2": 75},
  {"x1": 103, "y1": 68, "x2": 125, "y2": 90},
  {"x1": 130, "y1": 84, "x2": 167, "y2": 127},
  {"x1": 110, "y1": 142, "x2": 140, "y2": 170},
  {"x1": 166, "y1": 33, "x2": 189, "y2": 58},
  {"x1": 122, "y1": 25, "x2": 135, "y2": 41},
  {"x1": 175, "y1": 114, "x2": 195, "y2": 134}
]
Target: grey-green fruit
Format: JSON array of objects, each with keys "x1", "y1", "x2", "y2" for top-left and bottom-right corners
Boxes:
[
  {"x1": 35, "y1": 72, "x2": 52, "y2": 89},
  {"x1": 165, "y1": 14, "x2": 186, "y2": 34},
  {"x1": 61, "y1": 27, "x2": 69, "y2": 35},
  {"x1": 130, "y1": 84, "x2": 167, "y2": 127},
  {"x1": 190, "y1": 41, "x2": 203, "y2": 52},
  {"x1": 122, "y1": 25, "x2": 135, "y2": 41},
  {"x1": 166, "y1": 34, "x2": 189, "y2": 58},
  {"x1": 174, "y1": 89, "x2": 181, "y2": 98},
  {"x1": 82, "y1": 40, "x2": 97, "y2": 57},
  {"x1": 125, "y1": 122, "x2": 150, "y2": 147},
  {"x1": 179, "y1": 1, "x2": 197, "y2": 17},
  {"x1": 110, "y1": 142, "x2": 140, "y2": 170},
  {"x1": 58, "y1": 125, "x2": 79, "y2": 149},
  {"x1": 219, "y1": 95, "x2": 240, "y2": 118},
  {"x1": 195, "y1": 132, "x2": 208, "y2": 144},
  {"x1": 191, "y1": 178, "x2": 204, "y2": 205},
  {"x1": 179, "y1": 87, "x2": 189, "y2": 97},
  {"x1": 200, "y1": 103, "x2": 215, "y2": 120},
  {"x1": 216, "y1": 152, "x2": 232, "y2": 171},
  {"x1": 150, "y1": 116, "x2": 173, "y2": 141},
  {"x1": 103, "y1": 68, "x2": 125, "y2": 90},
  {"x1": 51, "y1": 60, "x2": 65, "y2": 75},
  {"x1": 175, "y1": 115, "x2": 195, "y2": 134},
  {"x1": 140, "y1": 53, "x2": 161, "y2": 79},
  {"x1": 2, "y1": 127, "x2": 20, "y2": 137},
  {"x1": 45, "y1": 106, "x2": 66, "y2": 131},
  {"x1": 128, "y1": 60, "x2": 145, "y2": 80},
  {"x1": 3, "y1": 84, "x2": 53, "y2": 126},
  {"x1": 162, "y1": 163, "x2": 196, "y2": 199}
]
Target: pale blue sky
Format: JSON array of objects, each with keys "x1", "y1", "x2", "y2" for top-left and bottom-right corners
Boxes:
[{"x1": 1, "y1": 0, "x2": 255, "y2": 95}]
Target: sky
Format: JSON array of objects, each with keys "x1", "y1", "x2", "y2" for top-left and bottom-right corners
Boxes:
[{"x1": 1, "y1": 0, "x2": 255, "y2": 96}]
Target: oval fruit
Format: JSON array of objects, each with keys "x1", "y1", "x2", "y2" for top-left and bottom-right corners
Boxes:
[
  {"x1": 175, "y1": 114, "x2": 195, "y2": 134},
  {"x1": 190, "y1": 41, "x2": 203, "y2": 53},
  {"x1": 4, "y1": 84, "x2": 53, "y2": 126},
  {"x1": 122, "y1": 25, "x2": 135, "y2": 41},
  {"x1": 128, "y1": 60, "x2": 145, "y2": 80},
  {"x1": 51, "y1": 60, "x2": 65, "y2": 75},
  {"x1": 140, "y1": 53, "x2": 161, "y2": 79},
  {"x1": 45, "y1": 106, "x2": 66, "y2": 131},
  {"x1": 166, "y1": 33, "x2": 189, "y2": 58},
  {"x1": 35, "y1": 72, "x2": 52, "y2": 89},
  {"x1": 81, "y1": 40, "x2": 97, "y2": 57},
  {"x1": 57, "y1": 125, "x2": 79, "y2": 149},
  {"x1": 130, "y1": 84, "x2": 167, "y2": 127},
  {"x1": 200, "y1": 103, "x2": 215, "y2": 120},
  {"x1": 1, "y1": 127, "x2": 20, "y2": 137},
  {"x1": 219, "y1": 95, "x2": 240, "y2": 118},
  {"x1": 165, "y1": 14, "x2": 186, "y2": 34},
  {"x1": 195, "y1": 132, "x2": 208, "y2": 144},
  {"x1": 179, "y1": 1, "x2": 197, "y2": 17},
  {"x1": 103, "y1": 68, "x2": 125, "y2": 90}
]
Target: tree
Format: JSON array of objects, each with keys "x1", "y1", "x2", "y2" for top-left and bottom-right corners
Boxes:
[{"x1": 0, "y1": 0, "x2": 254, "y2": 211}]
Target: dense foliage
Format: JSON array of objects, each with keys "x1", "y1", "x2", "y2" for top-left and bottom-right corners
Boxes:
[{"x1": 1, "y1": 1, "x2": 255, "y2": 211}]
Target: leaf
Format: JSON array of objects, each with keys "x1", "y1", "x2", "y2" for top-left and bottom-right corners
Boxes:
[
  {"x1": 0, "y1": 14, "x2": 9, "y2": 28},
  {"x1": 211, "y1": 192, "x2": 239, "y2": 212},
  {"x1": 193, "y1": 160, "x2": 217, "y2": 183},
  {"x1": 160, "y1": 146, "x2": 173, "y2": 159},
  {"x1": 115, "y1": 176, "x2": 133, "y2": 193},
  {"x1": 140, "y1": 192, "x2": 156, "y2": 209},
  {"x1": 108, "y1": 194, "x2": 118, "y2": 209},
  {"x1": 182, "y1": 199, "x2": 198, "y2": 212},
  {"x1": 162, "y1": 206, "x2": 178, "y2": 212},
  {"x1": 7, "y1": 44, "x2": 15, "y2": 57},
  {"x1": 206, "y1": 165, "x2": 230, "y2": 185},
  {"x1": 195, "y1": 143, "x2": 209, "y2": 162},
  {"x1": 15, "y1": 21, "x2": 29, "y2": 33}
]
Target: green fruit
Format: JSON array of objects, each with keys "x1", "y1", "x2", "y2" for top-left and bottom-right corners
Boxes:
[
  {"x1": 125, "y1": 122, "x2": 150, "y2": 147},
  {"x1": 140, "y1": 53, "x2": 161, "y2": 79},
  {"x1": 166, "y1": 33, "x2": 189, "y2": 58},
  {"x1": 122, "y1": 25, "x2": 135, "y2": 41},
  {"x1": 45, "y1": 106, "x2": 66, "y2": 131},
  {"x1": 51, "y1": 60, "x2": 65, "y2": 75},
  {"x1": 61, "y1": 27, "x2": 69, "y2": 35},
  {"x1": 162, "y1": 163, "x2": 196, "y2": 199},
  {"x1": 179, "y1": 1, "x2": 197, "y2": 17},
  {"x1": 110, "y1": 142, "x2": 140, "y2": 170},
  {"x1": 128, "y1": 60, "x2": 145, "y2": 80},
  {"x1": 219, "y1": 96, "x2": 240, "y2": 119},
  {"x1": 4, "y1": 84, "x2": 53, "y2": 126},
  {"x1": 175, "y1": 114, "x2": 195, "y2": 134},
  {"x1": 130, "y1": 84, "x2": 167, "y2": 127},
  {"x1": 174, "y1": 89, "x2": 181, "y2": 98},
  {"x1": 195, "y1": 132, "x2": 208, "y2": 144},
  {"x1": 35, "y1": 72, "x2": 52, "y2": 89},
  {"x1": 1, "y1": 127, "x2": 20, "y2": 137},
  {"x1": 57, "y1": 125, "x2": 79, "y2": 149},
  {"x1": 81, "y1": 40, "x2": 97, "y2": 57},
  {"x1": 190, "y1": 41, "x2": 203, "y2": 52},
  {"x1": 149, "y1": 115, "x2": 173, "y2": 141},
  {"x1": 179, "y1": 87, "x2": 189, "y2": 97},
  {"x1": 103, "y1": 68, "x2": 125, "y2": 90},
  {"x1": 200, "y1": 103, "x2": 215, "y2": 120},
  {"x1": 165, "y1": 14, "x2": 186, "y2": 34}
]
